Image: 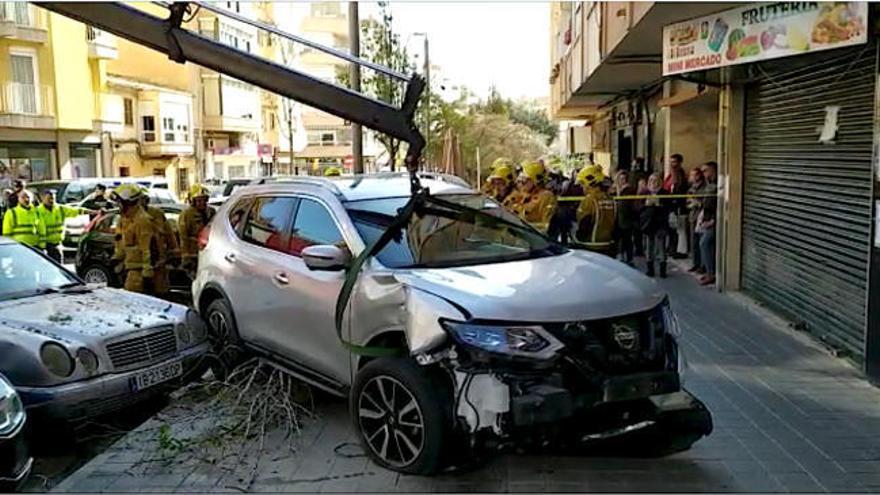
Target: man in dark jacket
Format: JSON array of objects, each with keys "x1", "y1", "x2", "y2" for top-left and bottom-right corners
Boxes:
[
  {"x1": 640, "y1": 173, "x2": 670, "y2": 277},
  {"x1": 697, "y1": 161, "x2": 718, "y2": 286},
  {"x1": 613, "y1": 170, "x2": 638, "y2": 265}
]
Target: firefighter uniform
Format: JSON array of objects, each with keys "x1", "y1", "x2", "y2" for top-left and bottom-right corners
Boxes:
[
  {"x1": 575, "y1": 165, "x2": 616, "y2": 253},
  {"x1": 138, "y1": 195, "x2": 178, "y2": 297},
  {"x1": 507, "y1": 161, "x2": 557, "y2": 230},
  {"x1": 179, "y1": 185, "x2": 215, "y2": 278},
  {"x1": 111, "y1": 185, "x2": 158, "y2": 294},
  {"x1": 36, "y1": 203, "x2": 82, "y2": 262},
  {"x1": 3, "y1": 204, "x2": 43, "y2": 248}
]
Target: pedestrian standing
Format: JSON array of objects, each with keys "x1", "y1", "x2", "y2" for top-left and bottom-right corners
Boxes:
[
  {"x1": 687, "y1": 167, "x2": 707, "y2": 274},
  {"x1": 2, "y1": 190, "x2": 42, "y2": 249},
  {"x1": 697, "y1": 161, "x2": 718, "y2": 286},
  {"x1": 36, "y1": 190, "x2": 85, "y2": 263},
  {"x1": 640, "y1": 173, "x2": 669, "y2": 278},
  {"x1": 613, "y1": 170, "x2": 637, "y2": 265},
  {"x1": 663, "y1": 154, "x2": 688, "y2": 259}
]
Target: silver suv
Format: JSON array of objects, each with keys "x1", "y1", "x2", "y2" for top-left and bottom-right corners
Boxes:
[{"x1": 193, "y1": 174, "x2": 712, "y2": 474}]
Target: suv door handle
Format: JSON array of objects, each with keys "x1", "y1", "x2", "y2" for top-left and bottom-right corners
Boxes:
[
  {"x1": 224, "y1": 253, "x2": 236, "y2": 263},
  {"x1": 274, "y1": 272, "x2": 289, "y2": 285}
]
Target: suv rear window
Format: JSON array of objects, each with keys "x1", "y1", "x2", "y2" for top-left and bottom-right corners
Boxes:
[{"x1": 241, "y1": 197, "x2": 295, "y2": 253}]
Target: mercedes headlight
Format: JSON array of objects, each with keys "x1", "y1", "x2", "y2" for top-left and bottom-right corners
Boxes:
[
  {"x1": 40, "y1": 342, "x2": 74, "y2": 378},
  {"x1": 0, "y1": 375, "x2": 25, "y2": 437},
  {"x1": 76, "y1": 348, "x2": 99, "y2": 375},
  {"x1": 442, "y1": 321, "x2": 564, "y2": 360},
  {"x1": 180, "y1": 310, "x2": 208, "y2": 345}
]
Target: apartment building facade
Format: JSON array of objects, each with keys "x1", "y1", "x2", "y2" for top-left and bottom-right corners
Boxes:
[{"x1": 551, "y1": 1, "x2": 880, "y2": 381}]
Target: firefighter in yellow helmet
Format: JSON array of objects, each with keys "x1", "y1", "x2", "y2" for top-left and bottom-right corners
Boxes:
[
  {"x1": 481, "y1": 157, "x2": 512, "y2": 195},
  {"x1": 505, "y1": 160, "x2": 557, "y2": 231},
  {"x1": 179, "y1": 184, "x2": 215, "y2": 279},
  {"x1": 111, "y1": 184, "x2": 158, "y2": 294},
  {"x1": 135, "y1": 186, "x2": 178, "y2": 298},
  {"x1": 484, "y1": 164, "x2": 514, "y2": 203},
  {"x1": 324, "y1": 167, "x2": 342, "y2": 177},
  {"x1": 574, "y1": 164, "x2": 616, "y2": 254}
]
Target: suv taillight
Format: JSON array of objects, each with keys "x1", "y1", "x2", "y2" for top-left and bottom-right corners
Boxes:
[{"x1": 197, "y1": 225, "x2": 211, "y2": 250}]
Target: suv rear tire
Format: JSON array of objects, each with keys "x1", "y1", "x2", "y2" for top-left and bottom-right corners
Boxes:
[
  {"x1": 204, "y1": 298, "x2": 246, "y2": 379},
  {"x1": 351, "y1": 358, "x2": 451, "y2": 475}
]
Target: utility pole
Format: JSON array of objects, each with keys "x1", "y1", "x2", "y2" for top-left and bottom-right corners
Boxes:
[
  {"x1": 423, "y1": 35, "x2": 430, "y2": 170},
  {"x1": 476, "y1": 146, "x2": 481, "y2": 187},
  {"x1": 349, "y1": 2, "x2": 363, "y2": 174},
  {"x1": 287, "y1": 100, "x2": 296, "y2": 175}
]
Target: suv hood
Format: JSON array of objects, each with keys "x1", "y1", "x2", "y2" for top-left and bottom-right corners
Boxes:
[
  {"x1": 0, "y1": 287, "x2": 180, "y2": 344},
  {"x1": 393, "y1": 250, "x2": 665, "y2": 322}
]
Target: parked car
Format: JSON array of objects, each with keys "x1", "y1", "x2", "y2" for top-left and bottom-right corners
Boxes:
[
  {"x1": 193, "y1": 175, "x2": 712, "y2": 474},
  {"x1": 0, "y1": 238, "x2": 209, "y2": 423},
  {"x1": 61, "y1": 188, "x2": 180, "y2": 262},
  {"x1": 29, "y1": 176, "x2": 169, "y2": 206},
  {"x1": 74, "y1": 204, "x2": 189, "y2": 291},
  {"x1": 0, "y1": 374, "x2": 30, "y2": 491}
]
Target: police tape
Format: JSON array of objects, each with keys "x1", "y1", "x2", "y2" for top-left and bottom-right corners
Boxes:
[{"x1": 556, "y1": 193, "x2": 717, "y2": 202}]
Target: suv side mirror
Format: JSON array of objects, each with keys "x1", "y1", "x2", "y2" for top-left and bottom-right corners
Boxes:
[{"x1": 302, "y1": 244, "x2": 351, "y2": 271}]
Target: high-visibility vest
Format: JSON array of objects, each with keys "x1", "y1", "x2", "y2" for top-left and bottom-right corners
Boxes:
[
  {"x1": 2, "y1": 205, "x2": 43, "y2": 247},
  {"x1": 36, "y1": 204, "x2": 81, "y2": 246}
]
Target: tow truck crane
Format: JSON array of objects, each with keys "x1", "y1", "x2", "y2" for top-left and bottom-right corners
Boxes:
[{"x1": 36, "y1": 1, "x2": 426, "y2": 184}]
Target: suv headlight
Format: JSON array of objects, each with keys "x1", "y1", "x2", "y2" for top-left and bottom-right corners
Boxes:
[
  {"x1": 442, "y1": 321, "x2": 564, "y2": 360},
  {"x1": 661, "y1": 299, "x2": 682, "y2": 338},
  {"x1": 40, "y1": 342, "x2": 74, "y2": 378},
  {"x1": 0, "y1": 376, "x2": 25, "y2": 438}
]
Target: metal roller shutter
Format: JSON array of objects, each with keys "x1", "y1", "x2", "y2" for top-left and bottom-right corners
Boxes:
[{"x1": 742, "y1": 42, "x2": 877, "y2": 362}]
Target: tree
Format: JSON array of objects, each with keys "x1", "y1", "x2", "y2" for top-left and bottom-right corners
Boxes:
[{"x1": 337, "y1": 3, "x2": 413, "y2": 170}]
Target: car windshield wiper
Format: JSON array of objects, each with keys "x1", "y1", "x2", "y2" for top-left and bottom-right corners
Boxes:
[{"x1": 34, "y1": 282, "x2": 90, "y2": 295}]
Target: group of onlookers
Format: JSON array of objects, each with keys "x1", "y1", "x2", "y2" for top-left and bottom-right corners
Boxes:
[{"x1": 611, "y1": 154, "x2": 718, "y2": 285}]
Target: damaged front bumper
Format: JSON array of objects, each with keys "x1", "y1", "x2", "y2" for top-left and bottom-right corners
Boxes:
[{"x1": 450, "y1": 367, "x2": 712, "y2": 452}]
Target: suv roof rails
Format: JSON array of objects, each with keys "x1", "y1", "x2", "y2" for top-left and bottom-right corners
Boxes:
[{"x1": 261, "y1": 176, "x2": 344, "y2": 197}]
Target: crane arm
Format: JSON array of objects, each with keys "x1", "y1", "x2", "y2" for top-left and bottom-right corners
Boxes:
[{"x1": 36, "y1": 1, "x2": 426, "y2": 169}]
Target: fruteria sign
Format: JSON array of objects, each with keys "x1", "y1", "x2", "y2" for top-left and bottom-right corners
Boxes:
[{"x1": 662, "y1": 2, "x2": 868, "y2": 76}]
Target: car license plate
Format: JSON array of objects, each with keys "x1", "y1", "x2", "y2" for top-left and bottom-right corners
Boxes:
[{"x1": 131, "y1": 360, "x2": 183, "y2": 392}]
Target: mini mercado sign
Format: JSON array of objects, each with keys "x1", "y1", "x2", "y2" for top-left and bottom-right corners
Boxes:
[{"x1": 662, "y1": 2, "x2": 867, "y2": 76}]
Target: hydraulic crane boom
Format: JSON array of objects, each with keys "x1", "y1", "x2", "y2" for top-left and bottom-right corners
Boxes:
[{"x1": 35, "y1": 1, "x2": 426, "y2": 175}]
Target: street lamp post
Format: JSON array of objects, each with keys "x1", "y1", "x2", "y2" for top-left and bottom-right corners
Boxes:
[{"x1": 349, "y1": 2, "x2": 363, "y2": 174}]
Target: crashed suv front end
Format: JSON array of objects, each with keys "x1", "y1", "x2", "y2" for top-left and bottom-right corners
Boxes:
[{"x1": 435, "y1": 299, "x2": 711, "y2": 452}]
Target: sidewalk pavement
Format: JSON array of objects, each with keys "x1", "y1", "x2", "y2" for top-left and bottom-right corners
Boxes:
[{"x1": 52, "y1": 263, "x2": 880, "y2": 493}]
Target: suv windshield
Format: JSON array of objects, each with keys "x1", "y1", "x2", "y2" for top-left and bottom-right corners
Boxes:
[
  {"x1": 345, "y1": 194, "x2": 565, "y2": 269},
  {"x1": 0, "y1": 244, "x2": 78, "y2": 300}
]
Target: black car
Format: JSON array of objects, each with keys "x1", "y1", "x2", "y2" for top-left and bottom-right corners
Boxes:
[
  {"x1": 0, "y1": 374, "x2": 31, "y2": 491},
  {"x1": 74, "y1": 204, "x2": 190, "y2": 291}
]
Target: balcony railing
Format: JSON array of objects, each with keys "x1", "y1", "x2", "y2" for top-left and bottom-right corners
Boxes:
[
  {"x1": 0, "y1": 2, "x2": 45, "y2": 29},
  {"x1": 86, "y1": 25, "x2": 118, "y2": 59},
  {"x1": 0, "y1": 83, "x2": 54, "y2": 116}
]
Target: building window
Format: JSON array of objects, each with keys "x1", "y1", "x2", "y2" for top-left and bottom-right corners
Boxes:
[
  {"x1": 142, "y1": 116, "x2": 156, "y2": 142},
  {"x1": 123, "y1": 98, "x2": 133, "y2": 126},
  {"x1": 9, "y1": 52, "x2": 38, "y2": 114},
  {"x1": 310, "y1": 3, "x2": 341, "y2": 18},
  {"x1": 321, "y1": 132, "x2": 334, "y2": 146},
  {"x1": 162, "y1": 117, "x2": 176, "y2": 142}
]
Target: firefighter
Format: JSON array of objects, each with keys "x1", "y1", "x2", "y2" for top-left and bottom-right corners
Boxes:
[
  {"x1": 138, "y1": 188, "x2": 178, "y2": 298},
  {"x1": 179, "y1": 184, "x2": 215, "y2": 279},
  {"x1": 484, "y1": 164, "x2": 514, "y2": 203},
  {"x1": 111, "y1": 184, "x2": 157, "y2": 294},
  {"x1": 574, "y1": 164, "x2": 616, "y2": 254},
  {"x1": 324, "y1": 167, "x2": 342, "y2": 177},
  {"x1": 36, "y1": 190, "x2": 86, "y2": 263},
  {"x1": 506, "y1": 160, "x2": 557, "y2": 230},
  {"x1": 2, "y1": 190, "x2": 42, "y2": 249},
  {"x1": 481, "y1": 157, "x2": 512, "y2": 195}
]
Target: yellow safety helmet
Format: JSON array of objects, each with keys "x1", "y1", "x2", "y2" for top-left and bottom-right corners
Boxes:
[
  {"x1": 577, "y1": 164, "x2": 605, "y2": 187},
  {"x1": 188, "y1": 184, "x2": 210, "y2": 201},
  {"x1": 491, "y1": 157, "x2": 512, "y2": 172},
  {"x1": 520, "y1": 160, "x2": 547, "y2": 184},
  {"x1": 487, "y1": 164, "x2": 514, "y2": 185},
  {"x1": 112, "y1": 183, "x2": 145, "y2": 202},
  {"x1": 323, "y1": 167, "x2": 342, "y2": 177}
]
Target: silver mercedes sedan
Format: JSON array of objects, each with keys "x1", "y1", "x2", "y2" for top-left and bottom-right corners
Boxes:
[
  {"x1": 0, "y1": 239, "x2": 209, "y2": 422},
  {"x1": 193, "y1": 173, "x2": 712, "y2": 475}
]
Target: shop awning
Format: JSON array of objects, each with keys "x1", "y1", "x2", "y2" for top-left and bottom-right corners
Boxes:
[{"x1": 572, "y1": 2, "x2": 742, "y2": 107}]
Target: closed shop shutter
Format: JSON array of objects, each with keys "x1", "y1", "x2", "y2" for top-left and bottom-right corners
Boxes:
[{"x1": 742, "y1": 42, "x2": 877, "y2": 362}]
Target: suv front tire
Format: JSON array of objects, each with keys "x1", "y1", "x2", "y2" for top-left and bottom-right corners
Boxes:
[{"x1": 351, "y1": 358, "x2": 452, "y2": 474}]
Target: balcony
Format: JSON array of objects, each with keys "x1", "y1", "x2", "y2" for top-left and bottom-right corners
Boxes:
[
  {"x1": 87, "y1": 26, "x2": 118, "y2": 60},
  {"x1": 0, "y1": 83, "x2": 55, "y2": 129},
  {"x1": 0, "y1": 3, "x2": 48, "y2": 43},
  {"x1": 202, "y1": 74, "x2": 261, "y2": 133}
]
